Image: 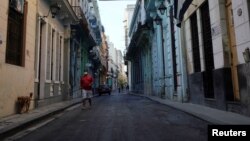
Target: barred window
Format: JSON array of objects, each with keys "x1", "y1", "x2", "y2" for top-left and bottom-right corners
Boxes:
[{"x1": 6, "y1": 0, "x2": 27, "y2": 66}]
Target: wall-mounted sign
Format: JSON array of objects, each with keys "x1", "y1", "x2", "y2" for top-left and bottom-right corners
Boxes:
[
  {"x1": 211, "y1": 25, "x2": 221, "y2": 37},
  {"x1": 237, "y1": 8, "x2": 242, "y2": 16}
]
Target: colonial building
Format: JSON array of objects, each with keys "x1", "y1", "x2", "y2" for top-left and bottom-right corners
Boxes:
[
  {"x1": 233, "y1": 0, "x2": 250, "y2": 116},
  {"x1": 124, "y1": 4, "x2": 135, "y2": 91},
  {"x1": 182, "y1": 0, "x2": 250, "y2": 116},
  {"x1": 0, "y1": 0, "x2": 104, "y2": 118},
  {"x1": 126, "y1": 0, "x2": 250, "y2": 117},
  {"x1": 126, "y1": 0, "x2": 188, "y2": 101},
  {"x1": 35, "y1": 0, "x2": 79, "y2": 107},
  {"x1": 0, "y1": 0, "x2": 37, "y2": 117},
  {"x1": 100, "y1": 26, "x2": 109, "y2": 85},
  {"x1": 107, "y1": 37, "x2": 119, "y2": 90}
]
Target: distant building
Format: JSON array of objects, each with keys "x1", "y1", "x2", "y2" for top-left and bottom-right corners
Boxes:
[{"x1": 124, "y1": 4, "x2": 135, "y2": 91}]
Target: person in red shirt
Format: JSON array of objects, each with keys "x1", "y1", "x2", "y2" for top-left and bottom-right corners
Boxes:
[{"x1": 80, "y1": 71, "x2": 93, "y2": 109}]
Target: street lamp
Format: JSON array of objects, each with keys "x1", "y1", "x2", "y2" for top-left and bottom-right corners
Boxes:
[
  {"x1": 154, "y1": 15, "x2": 162, "y2": 25},
  {"x1": 158, "y1": 2, "x2": 167, "y2": 15},
  {"x1": 41, "y1": 3, "x2": 61, "y2": 19},
  {"x1": 243, "y1": 48, "x2": 250, "y2": 63}
]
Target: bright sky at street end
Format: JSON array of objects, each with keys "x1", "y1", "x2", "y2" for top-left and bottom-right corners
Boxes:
[{"x1": 98, "y1": 0, "x2": 136, "y2": 55}]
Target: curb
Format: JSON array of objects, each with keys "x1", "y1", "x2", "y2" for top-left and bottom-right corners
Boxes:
[
  {"x1": 129, "y1": 92, "x2": 250, "y2": 125},
  {"x1": 0, "y1": 100, "x2": 82, "y2": 139},
  {"x1": 128, "y1": 93, "x2": 222, "y2": 124}
]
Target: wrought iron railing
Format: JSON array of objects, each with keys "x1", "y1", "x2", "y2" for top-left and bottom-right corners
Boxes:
[
  {"x1": 71, "y1": 6, "x2": 97, "y2": 41},
  {"x1": 71, "y1": 6, "x2": 84, "y2": 20}
]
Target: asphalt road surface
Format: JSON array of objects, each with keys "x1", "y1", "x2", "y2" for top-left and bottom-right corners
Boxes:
[{"x1": 16, "y1": 92, "x2": 209, "y2": 141}]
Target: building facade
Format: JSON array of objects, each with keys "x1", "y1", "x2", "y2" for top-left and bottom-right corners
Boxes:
[
  {"x1": 126, "y1": 0, "x2": 250, "y2": 117},
  {"x1": 0, "y1": 0, "x2": 104, "y2": 118},
  {"x1": 124, "y1": 4, "x2": 135, "y2": 91},
  {"x1": 181, "y1": 0, "x2": 250, "y2": 116},
  {"x1": 0, "y1": 0, "x2": 37, "y2": 117},
  {"x1": 126, "y1": 0, "x2": 188, "y2": 101},
  {"x1": 35, "y1": 0, "x2": 80, "y2": 107},
  {"x1": 233, "y1": 0, "x2": 250, "y2": 116}
]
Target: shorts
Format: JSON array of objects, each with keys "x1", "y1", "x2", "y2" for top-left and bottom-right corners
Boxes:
[{"x1": 82, "y1": 89, "x2": 93, "y2": 99}]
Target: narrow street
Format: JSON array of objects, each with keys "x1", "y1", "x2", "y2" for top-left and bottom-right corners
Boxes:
[
  {"x1": 15, "y1": 92, "x2": 208, "y2": 141},
  {"x1": 1, "y1": 0, "x2": 250, "y2": 141}
]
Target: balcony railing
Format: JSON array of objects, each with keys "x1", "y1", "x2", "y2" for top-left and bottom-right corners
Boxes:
[
  {"x1": 72, "y1": 6, "x2": 84, "y2": 20},
  {"x1": 71, "y1": 6, "x2": 97, "y2": 41}
]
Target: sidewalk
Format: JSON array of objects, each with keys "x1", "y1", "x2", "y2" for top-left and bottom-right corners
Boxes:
[
  {"x1": 130, "y1": 92, "x2": 250, "y2": 125},
  {"x1": 0, "y1": 97, "x2": 83, "y2": 139}
]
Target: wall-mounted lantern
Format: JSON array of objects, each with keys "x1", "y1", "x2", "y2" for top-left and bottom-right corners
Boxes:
[
  {"x1": 158, "y1": 2, "x2": 167, "y2": 15},
  {"x1": 243, "y1": 48, "x2": 250, "y2": 63},
  {"x1": 41, "y1": 3, "x2": 61, "y2": 19},
  {"x1": 154, "y1": 14, "x2": 162, "y2": 25}
]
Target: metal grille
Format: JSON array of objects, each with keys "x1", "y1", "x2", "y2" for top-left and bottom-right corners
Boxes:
[
  {"x1": 201, "y1": 1, "x2": 214, "y2": 98},
  {"x1": 190, "y1": 12, "x2": 201, "y2": 72}
]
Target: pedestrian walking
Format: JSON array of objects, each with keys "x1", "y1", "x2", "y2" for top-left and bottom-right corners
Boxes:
[
  {"x1": 80, "y1": 71, "x2": 93, "y2": 109},
  {"x1": 126, "y1": 85, "x2": 129, "y2": 90}
]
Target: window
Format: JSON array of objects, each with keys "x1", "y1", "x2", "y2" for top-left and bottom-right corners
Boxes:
[
  {"x1": 55, "y1": 34, "x2": 63, "y2": 82},
  {"x1": 59, "y1": 36, "x2": 63, "y2": 82},
  {"x1": 201, "y1": 1, "x2": 214, "y2": 98},
  {"x1": 55, "y1": 33, "x2": 60, "y2": 82},
  {"x1": 6, "y1": 0, "x2": 27, "y2": 66},
  {"x1": 201, "y1": 2, "x2": 214, "y2": 71},
  {"x1": 46, "y1": 25, "x2": 52, "y2": 80},
  {"x1": 35, "y1": 19, "x2": 46, "y2": 81},
  {"x1": 190, "y1": 12, "x2": 201, "y2": 72},
  {"x1": 51, "y1": 29, "x2": 55, "y2": 81}
]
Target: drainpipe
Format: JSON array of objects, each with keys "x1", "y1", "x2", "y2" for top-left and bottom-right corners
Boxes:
[{"x1": 160, "y1": 21, "x2": 166, "y2": 99}]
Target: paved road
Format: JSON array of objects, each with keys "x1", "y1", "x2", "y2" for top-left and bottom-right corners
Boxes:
[{"x1": 16, "y1": 93, "x2": 208, "y2": 141}]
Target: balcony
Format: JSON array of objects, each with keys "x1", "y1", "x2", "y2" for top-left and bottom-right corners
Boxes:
[{"x1": 72, "y1": 6, "x2": 84, "y2": 21}]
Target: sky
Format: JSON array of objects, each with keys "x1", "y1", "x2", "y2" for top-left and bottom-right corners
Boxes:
[{"x1": 98, "y1": 0, "x2": 136, "y2": 54}]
